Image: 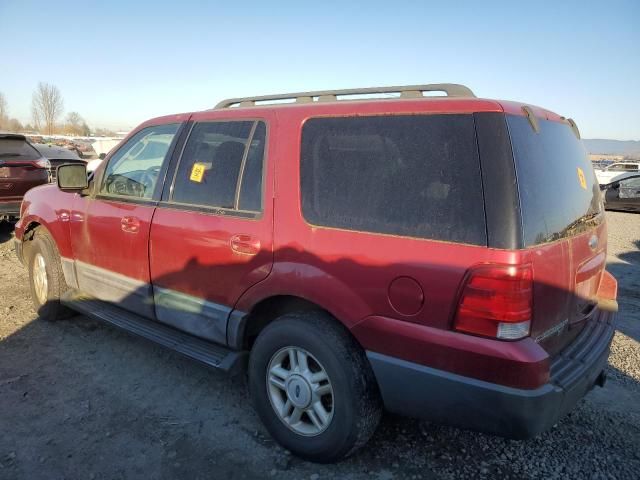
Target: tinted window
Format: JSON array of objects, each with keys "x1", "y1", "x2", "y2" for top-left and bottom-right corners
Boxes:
[
  {"x1": 300, "y1": 115, "x2": 486, "y2": 245},
  {"x1": 172, "y1": 121, "x2": 265, "y2": 212},
  {"x1": 507, "y1": 115, "x2": 602, "y2": 246},
  {"x1": 101, "y1": 124, "x2": 179, "y2": 199},
  {"x1": 0, "y1": 138, "x2": 41, "y2": 161}
]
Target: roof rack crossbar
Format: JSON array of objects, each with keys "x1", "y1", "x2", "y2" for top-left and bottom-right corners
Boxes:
[{"x1": 215, "y1": 83, "x2": 475, "y2": 109}]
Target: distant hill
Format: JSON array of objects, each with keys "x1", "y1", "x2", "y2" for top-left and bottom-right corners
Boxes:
[{"x1": 583, "y1": 139, "x2": 640, "y2": 156}]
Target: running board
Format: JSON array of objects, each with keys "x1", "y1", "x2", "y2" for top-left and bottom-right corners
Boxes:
[{"x1": 61, "y1": 291, "x2": 247, "y2": 375}]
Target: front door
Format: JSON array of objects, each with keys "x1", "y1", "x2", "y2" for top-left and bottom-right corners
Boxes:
[
  {"x1": 70, "y1": 123, "x2": 182, "y2": 317},
  {"x1": 149, "y1": 117, "x2": 273, "y2": 344}
]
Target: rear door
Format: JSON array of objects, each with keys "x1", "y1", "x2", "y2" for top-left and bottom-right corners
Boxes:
[
  {"x1": 70, "y1": 123, "x2": 182, "y2": 317},
  {"x1": 149, "y1": 116, "x2": 273, "y2": 344},
  {"x1": 506, "y1": 114, "x2": 606, "y2": 354}
]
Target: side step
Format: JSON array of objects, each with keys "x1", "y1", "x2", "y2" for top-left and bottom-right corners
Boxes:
[{"x1": 61, "y1": 291, "x2": 247, "y2": 375}]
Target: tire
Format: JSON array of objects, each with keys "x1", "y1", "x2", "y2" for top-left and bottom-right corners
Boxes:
[
  {"x1": 248, "y1": 311, "x2": 382, "y2": 463},
  {"x1": 26, "y1": 228, "x2": 71, "y2": 321}
]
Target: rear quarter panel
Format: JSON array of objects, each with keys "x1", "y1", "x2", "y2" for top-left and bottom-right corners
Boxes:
[
  {"x1": 234, "y1": 104, "x2": 523, "y2": 330},
  {"x1": 0, "y1": 167, "x2": 49, "y2": 201}
]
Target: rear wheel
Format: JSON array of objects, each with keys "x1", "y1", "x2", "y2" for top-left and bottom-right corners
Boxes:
[
  {"x1": 26, "y1": 229, "x2": 70, "y2": 321},
  {"x1": 248, "y1": 311, "x2": 382, "y2": 463}
]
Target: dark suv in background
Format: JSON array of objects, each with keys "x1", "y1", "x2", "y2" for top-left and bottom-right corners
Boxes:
[{"x1": 0, "y1": 133, "x2": 51, "y2": 222}]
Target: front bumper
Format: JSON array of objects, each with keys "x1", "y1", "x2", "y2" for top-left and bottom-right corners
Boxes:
[{"x1": 368, "y1": 308, "x2": 615, "y2": 439}]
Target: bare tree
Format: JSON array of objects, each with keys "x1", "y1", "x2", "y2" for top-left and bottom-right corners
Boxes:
[
  {"x1": 0, "y1": 92, "x2": 8, "y2": 130},
  {"x1": 65, "y1": 111, "x2": 86, "y2": 135},
  {"x1": 7, "y1": 118, "x2": 23, "y2": 132},
  {"x1": 31, "y1": 82, "x2": 64, "y2": 134}
]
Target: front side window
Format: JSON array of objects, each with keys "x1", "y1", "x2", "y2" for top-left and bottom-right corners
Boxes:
[
  {"x1": 300, "y1": 114, "x2": 486, "y2": 245},
  {"x1": 101, "y1": 124, "x2": 179, "y2": 199},
  {"x1": 171, "y1": 120, "x2": 266, "y2": 212}
]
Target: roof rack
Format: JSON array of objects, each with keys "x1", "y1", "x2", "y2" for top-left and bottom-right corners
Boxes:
[{"x1": 215, "y1": 83, "x2": 475, "y2": 109}]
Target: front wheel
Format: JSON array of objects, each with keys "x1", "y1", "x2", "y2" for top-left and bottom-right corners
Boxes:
[
  {"x1": 248, "y1": 311, "x2": 382, "y2": 463},
  {"x1": 26, "y1": 229, "x2": 70, "y2": 320}
]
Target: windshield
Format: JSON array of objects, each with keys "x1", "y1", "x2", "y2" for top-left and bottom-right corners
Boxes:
[{"x1": 507, "y1": 115, "x2": 602, "y2": 246}]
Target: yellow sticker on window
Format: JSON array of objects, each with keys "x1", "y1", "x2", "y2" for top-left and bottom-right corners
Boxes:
[
  {"x1": 190, "y1": 163, "x2": 206, "y2": 183},
  {"x1": 577, "y1": 167, "x2": 587, "y2": 190}
]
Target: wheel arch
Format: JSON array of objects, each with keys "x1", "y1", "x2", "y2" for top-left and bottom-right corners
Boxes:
[
  {"x1": 19, "y1": 220, "x2": 44, "y2": 261},
  {"x1": 236, "y1": 295, "x2": 325, "y2": 350},
  {"x1": 235, "y1": 294, "x2": 365, "y2": 352}
]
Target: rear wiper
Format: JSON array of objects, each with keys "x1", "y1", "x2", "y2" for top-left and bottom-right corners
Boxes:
[{"x1": 0, "y1": 153, "x2": 26, "y2": 158}]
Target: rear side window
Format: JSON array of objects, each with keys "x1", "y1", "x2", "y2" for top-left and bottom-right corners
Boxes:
[
  {"x1": 0, "y1": 138, "x2": 41, "y2": 161},
  {"x1": 171, "y1": 120, "x2": 266, "y2": 212},
  {"x1": 507, "y1": 115, "x2": 602, "y2": 246},
  {"x1": 300, "y1": 115, "x2": 486, "y2": 245}
]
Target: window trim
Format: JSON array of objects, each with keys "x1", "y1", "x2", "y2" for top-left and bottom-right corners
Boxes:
[
  {"x1": 165, "y1": 118, "x2": 269, "y2": 219},
  {"x1": 96, "y1": 122, "x2": 183, "y2": 204},
  {"x1": 234, "y1": 121, "x2": 259, "y2": 210}
]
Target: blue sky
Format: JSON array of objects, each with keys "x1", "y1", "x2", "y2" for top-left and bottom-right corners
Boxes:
[{"x1": 1, "y1": 0, "x2": 638, "y2": 139}]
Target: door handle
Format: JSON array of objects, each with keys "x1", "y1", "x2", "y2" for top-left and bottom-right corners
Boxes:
[
  {"x1": 230, "y1": 234, "x2": 261, "y2": 255},
  {"x1": 121, "y1": 216, "x2": 140, "y2": 233}
]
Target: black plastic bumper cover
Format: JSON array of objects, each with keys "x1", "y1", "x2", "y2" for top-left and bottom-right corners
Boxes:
[
  {"x1": 0, "y1": 201, "x2": 20, "y2": 216},
  {"x1": 368, "y1": 309, "x2": 615, "y2": 439}
]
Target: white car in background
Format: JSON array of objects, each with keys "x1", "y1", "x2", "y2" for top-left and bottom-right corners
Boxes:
[{"x1": 594, "y1": 162, "x2": 640, "y2": 185}]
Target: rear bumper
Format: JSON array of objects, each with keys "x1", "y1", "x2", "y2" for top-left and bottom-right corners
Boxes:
[
  {"x1": 0, "y1": 201, "x2": 21, "y2": 217},
  {"x1": 368, "y1": 309, "x2": 615, "y2": 439}
]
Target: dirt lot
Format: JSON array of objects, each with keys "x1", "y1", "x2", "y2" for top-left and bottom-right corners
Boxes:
[{"x1": 0, "y1": 212, "x2": 638, "y2": 480}]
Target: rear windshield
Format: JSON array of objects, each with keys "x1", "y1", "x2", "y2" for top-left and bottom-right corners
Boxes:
[
  {"x1": 300, "y1": 114, "x2": 487, "y2": 245},
  {"x1": 0, "y1": 138, "x2": 41, "y2": 161},
  {"x1": 507, "y1": 115, "x2": 602, "y2": 246}
]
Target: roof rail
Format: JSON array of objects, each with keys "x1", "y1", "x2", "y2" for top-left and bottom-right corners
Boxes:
[{"x1": 214, "y1": 83, "x2": 475, "y2": 109}]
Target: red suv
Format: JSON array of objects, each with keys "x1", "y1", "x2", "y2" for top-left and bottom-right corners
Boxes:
[
  {"x1": 14, "y1": 84, "x2": 618, "y2": 462},
  {"x1": 0, "y1": 133, "x2": 51, "y2": 222}
]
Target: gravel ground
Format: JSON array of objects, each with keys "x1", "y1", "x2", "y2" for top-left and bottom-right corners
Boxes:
[{"x1": 0, "y1": 211, "x2": 638, "y2": 480}]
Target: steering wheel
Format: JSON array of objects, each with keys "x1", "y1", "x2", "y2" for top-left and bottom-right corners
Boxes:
[
  {"x1": 108, "y1": 176, "x2": 130, "y2": 196},
  {"x1": 138, "y1": 165, "x2": 161, "y2": 196},
  {"x1": 105, "y1": 174, "x2": 145, "y2": 197}
]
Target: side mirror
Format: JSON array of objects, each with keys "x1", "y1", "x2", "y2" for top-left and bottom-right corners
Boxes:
[
  {"x1": 99, "y1": 153, "x2": 106, "y2": 160},
  {"x1": 57, "y1": 164, "x2": 89, "y2": 191}
]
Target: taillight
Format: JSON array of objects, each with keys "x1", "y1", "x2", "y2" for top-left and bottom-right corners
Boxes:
[
  {"x1": 454, "y1": 264, "x2": 533, "y2": 340},
  {"x1": 34, "y1": 158, "x2": 51, "y2": 169},
  {"x1": 0, "y1": 158, "x2": 50, "y2": 169}
]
